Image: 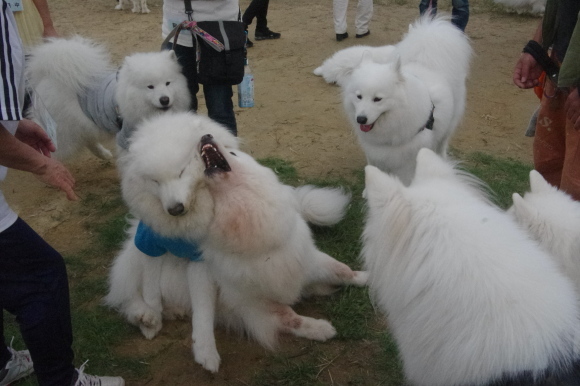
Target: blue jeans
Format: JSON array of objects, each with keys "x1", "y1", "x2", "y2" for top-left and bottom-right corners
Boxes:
[
  {"x1": 419, "y1": 0, "x2": 469, "y2": 31},
  {"x1": 165, "y1": 42, "x2": 238, "y2": 136},
  {"x1": 0, "y1": 218, "x2": 75, "y2": 386}
]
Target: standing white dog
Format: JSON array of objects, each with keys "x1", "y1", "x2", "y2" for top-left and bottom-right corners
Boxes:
[
  {"x1": 511, "y1": 170, "x2": 580, "y2": 293},
  {"x1": 362, "y1": 149, "x2": 580, "y2": 386},
  {"x1": 26, "y1": 36, "x2": 190, "y2": 160},
  {"x1": 316, "y1": 16, "x2": 472, "y2": 185},
  {"x1": 105, "y1": 112, "x2": 367, "y2": 373}
]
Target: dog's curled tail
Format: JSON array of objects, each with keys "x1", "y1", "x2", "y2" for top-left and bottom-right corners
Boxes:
[
  {"x1": 294, "y1": 185, "x2": 351, "y2": 226},
  {"x1": 26, "y1": 35, "x2": 113, "y2": 94}
]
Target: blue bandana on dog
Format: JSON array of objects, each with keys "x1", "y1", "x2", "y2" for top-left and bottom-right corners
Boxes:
[{"x1": 134, "y1": 221, "x2": 203, "y2": 261}]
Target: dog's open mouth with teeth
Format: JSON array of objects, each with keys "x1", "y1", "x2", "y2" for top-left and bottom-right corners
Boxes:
[{"x1": 200, "y1": 134, "x2": 231, "y2": 176}]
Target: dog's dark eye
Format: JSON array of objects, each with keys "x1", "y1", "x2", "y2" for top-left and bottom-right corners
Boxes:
[
  {"x1": 356, "y1": 95, "x2": 362, "y2": 100},
  {"x1": 147, "y1": 85, "x2": 154, "y2": 89},
  {"x1": 373, "y1": 97, "x2": 382, "y2": 102},
  {"x1": 152, "y1": 179, "x2": 160, "y2": 185},
  {"x1": 230, "y1": 152, "x2": 237, "y2": 156},
  {"x1": 179, "y1": 168, "x2": 185, "y2": 178},
  {"x1": 166, "y1": 82, "x2": 170, "y2": 86}
]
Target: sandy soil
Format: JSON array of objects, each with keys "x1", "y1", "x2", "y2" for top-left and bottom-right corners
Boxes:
[{"x1": 1, "y1": 0, "x2": 542, "y2": 383}]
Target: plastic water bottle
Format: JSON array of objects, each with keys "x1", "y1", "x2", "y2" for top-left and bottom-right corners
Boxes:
[{"x1": 238, "y1": 58, "x2": 254, "y2": 108}]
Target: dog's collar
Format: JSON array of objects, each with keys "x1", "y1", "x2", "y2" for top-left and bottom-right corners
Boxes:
[{"x1": 418, "y1": 104, "x2": 435, "y2": 133}]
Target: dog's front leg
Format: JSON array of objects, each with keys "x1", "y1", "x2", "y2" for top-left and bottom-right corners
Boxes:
[
  {"x1": 139, "y1": 256, "x2": 164, "y2": 339},
  {"x1": 187, "y1": 261, "x2": 220, "y2": 373}
]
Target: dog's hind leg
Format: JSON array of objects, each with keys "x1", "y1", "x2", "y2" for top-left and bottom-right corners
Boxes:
[
  {"x1": 272, "y1": 303, "x2": 337, "y2": 342},
  {"x1": 303, "y1": 251, "x2": 368, "y2": 296},
  {"x1": 187, "y1": 262, "x2": 220, "y2": 373}
]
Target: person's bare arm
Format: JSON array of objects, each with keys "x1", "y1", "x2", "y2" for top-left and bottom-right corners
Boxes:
[
  {"x1": 31, "y1": 0, "x2": 58, "y2": 38},
  {"x1": 0, "y1": 121, "x2": 77, "y2": 200}
]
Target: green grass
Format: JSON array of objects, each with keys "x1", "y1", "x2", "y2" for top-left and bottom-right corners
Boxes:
[{"x1": 4, "y1": 152, "x2": 533, "y2": 385}]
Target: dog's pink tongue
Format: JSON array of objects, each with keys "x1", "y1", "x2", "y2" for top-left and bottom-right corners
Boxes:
[{"x1": 360, "y1": 124, "x2": 373, "y2": 132}]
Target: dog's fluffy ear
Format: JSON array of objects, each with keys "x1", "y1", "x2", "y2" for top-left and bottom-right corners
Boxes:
[
  {"x1": 167, "y1": 49, "x2": 178, "y2": 62},
  {"x1": 360, "y1": 50, "x2": 374, "y2": 66},
  {"x1": 364, "y1": 165, "x2": 406, "y2": 207},
  {"x1": 529, "y1": 170, "x2": 554, "y2": 194},
  {"x1": 511, "y1": 193, "x2": 537, "y2": 224},
  {"x1": 413, "y1": 148, "x2": 455, "y2": 183},
  {"x1": 393, "y1": 54, "x2": 404, "y2": 82}
]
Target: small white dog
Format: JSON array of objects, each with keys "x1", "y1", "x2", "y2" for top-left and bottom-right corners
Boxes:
[
  {"x1": 105, "y1": 112, "x2": 367, "y2": 372},
  {"x1": 26, "y1": 36, "x2": 190, "y2": 160},
  {"x1": 511, "y1": 170, "x2": 580, "y2": 293},
  {"x1": 493, "y1": 0, "x2": 545, "y2": 15},
  {"x1": 362, "y1": 149, "x2": 580, "y2": 386},
  {"x1": 316, "y1": 15, "x2": 472, "y2": 185},
  {"x1": 115, "y1": 0, "x2": 149, "y2": 14}
]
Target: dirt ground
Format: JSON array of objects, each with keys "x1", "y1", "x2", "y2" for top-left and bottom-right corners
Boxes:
[{"x1": 2, "y1": 0, "x2": 542, "y2": 384}]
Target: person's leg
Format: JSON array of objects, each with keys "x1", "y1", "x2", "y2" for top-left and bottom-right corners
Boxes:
[
  {"x1": 533, "y1": 81, "x2": 567, "y2": 189},
  {"x1": 451, "y1": 0, "x2": 469, "y2": 31},
  {"x1": 333, "y1": 0, "x2": 348, "y2": 34},
  {"x1": 203, "y1": 84, "x2": 237, "y2": 136},
  {"x1": 355, "y1": 0, "x2": 373, "y2": 36},
  {"x1": 164, "y1": 42, "x2": 199, "y2": 112},
  {"x1": 419, "y1": 0, "x2": 437, "y2": 16},
  {"x1": 242, "y1": 0, "x2": 262, "y2": 27},
  {"x1": 0, "y1": 218, "x2": 75, "y2": 386},
  {"x1": 0, "y1": 312, "x2": 11, "y2": 369},
  {"x1": 559, "y1": 100, "x2": 580, "y2": 201}
]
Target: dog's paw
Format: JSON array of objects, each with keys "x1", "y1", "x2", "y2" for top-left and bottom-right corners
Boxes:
[
  {"x1": 294, "y1": 317, "x2": 337, "y2": 342},
  {"x1": 141, "y1": 6, "x2": 150, "y2": 13},
  {"x1": 193, "y1": 340, "x2": 221, "y2": 373},
  {"x1": 138, "y1": 309, "x2": 163, "y2": 339},
  {"x1": 114, "y1": 3, "x2": 123, "y2": 9},
  {"x1": 351, "y1": 271, "x2": 369, "y2": 286}
]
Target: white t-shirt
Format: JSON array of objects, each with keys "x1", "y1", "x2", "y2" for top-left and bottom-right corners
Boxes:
[
  {"x1": 1, "y1": 0, "x2": 25, "y2": 232},
  {"x1": 162, "y1": 0, "x2": 240, "y2": 47}
]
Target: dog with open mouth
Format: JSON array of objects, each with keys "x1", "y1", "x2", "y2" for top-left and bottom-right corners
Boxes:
[
  {"x1": 105, "y1": 112, "x2": 367, "y2": 372},
  {"x1": 328, "y1": 15, "x2": 472, "y2": 185}
]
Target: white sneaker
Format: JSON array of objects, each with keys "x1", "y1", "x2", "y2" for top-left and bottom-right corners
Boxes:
[
  {"x1": 0, "y1": 345, "x2": 34, "y2": 386},
  {"x1": 74, "y1": 361, "x2": 125, "y2": 386}
]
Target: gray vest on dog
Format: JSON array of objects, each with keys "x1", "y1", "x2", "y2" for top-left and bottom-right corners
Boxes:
[{"x1": 78, "y1": 72, "x2": 121, "y2": 135}]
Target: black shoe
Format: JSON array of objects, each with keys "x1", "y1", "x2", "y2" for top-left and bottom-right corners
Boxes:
[
  {"x1": 246, "y1": 38, "x2": 254, "y2": 48},
  {"x1": 255, "y1": 28, "x2": 281, "y2": 40},
  {"x1": 355, "y1": 30, "x2": 370, "y2": 38},
  {"x1": 336, "y1": 32, "x2": 348, "y2": 41}
]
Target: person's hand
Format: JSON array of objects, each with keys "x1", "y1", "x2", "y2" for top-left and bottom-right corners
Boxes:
[
  {"x1": 34, "y1": 157, "x2": 79, "y2": 201},
  {"x1": 565, "y1": 87, "x2": 580, "y2": 130},
  {"x1": 15, "y1": 119, "x2": 55, "y2": 157},
  {"x1": 42, "y1": 25, "x2": 58, "y2": 38},
  {"x1": 513, "y1": 52, "x2": 543, "y2": 89}
]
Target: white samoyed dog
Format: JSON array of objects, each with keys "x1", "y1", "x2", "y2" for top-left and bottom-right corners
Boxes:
[
  {"x1": 316, "y1": 15, "x2": 472, "y2": 186},
  {"x1": 361, "y1": 148, "x2": 580, "y2": 386},
  {"x1": 26, "y1": 36, "x2": 190, "y2": 160},
  {"x1": 493, "y1": 0, "x2": 545, "y2": 15},
  {"x1": 105, "y1": 112, "x2": 368, "y2": 372},
  {"x1": 511, "y1": 170, "x2": 580, "y2": 293}
]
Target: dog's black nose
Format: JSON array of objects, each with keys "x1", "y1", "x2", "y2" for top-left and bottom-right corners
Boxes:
[
  {"x1": 201, "y1": 134, "x2": 213, "y2": 142},
  {"x1": 167, "y1": 203, "x2": 185, "y2": 216},
  {"x1": 159, "y1": 96, "x2": 170, "y2": 106},
  {"x1": 357, "y1": 116, "x2": 368, "y2": 124}
]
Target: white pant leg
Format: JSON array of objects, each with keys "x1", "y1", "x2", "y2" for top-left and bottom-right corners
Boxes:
[
  {"x1": 333, "y1": 0, "x2": 348, "y2": 34},
  {"x1": 355, "y1": 0, "x2": 373, "y2": 35}
]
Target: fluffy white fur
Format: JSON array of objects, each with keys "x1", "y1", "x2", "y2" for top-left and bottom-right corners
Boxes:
[
  {"x1": 493, "y1": 0, "x2": 545, "y2": 15},
  {"x1": 362, "y1": 149, "x2": 580, "y2": 386},
  {"x1": 511, "y1": 170, "x2": 580, "y2": 294},
  {"x1": 316, "y1": 15, "x2": 472, "y2": 185},
  {"x1": 26, "y1": 36, "x2": 190, "y2": 160},
  {"x1": 105, "y1": 112, "x2": 367, "y2": 373},
  {"x1": 115, "y1": 0, "x2": 150, "y2": 14}
]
